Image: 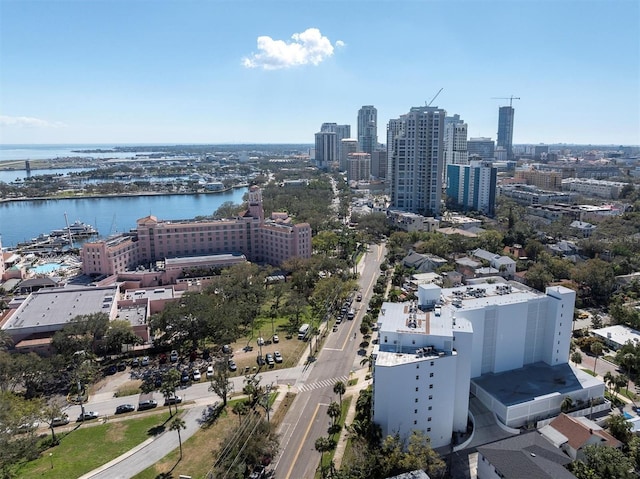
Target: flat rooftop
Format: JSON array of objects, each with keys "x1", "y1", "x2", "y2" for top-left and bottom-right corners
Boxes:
[
  {"x1": 472, "y1": 362, "x2": 601, "y2": 407},
  {"x1": 3, "y1": 286, "x2": 118, "y2": 331},
  {"x1": 124, "y1": 287, "x2": 174, "y2": 301}
]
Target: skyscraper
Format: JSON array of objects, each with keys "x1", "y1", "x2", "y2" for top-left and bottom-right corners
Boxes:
[
  {"x1": 357, "y1": 105, "x2": 377, "y2": 155},
  {"x1": 388, "y1": 106, "x2": 446, "y2": 216},
  {"x1": 340, "y1": 138, "x2": 358, "y2": 171},
  {"x1": 322, "y1": 123, "x2": 351, "y2": 161},
  {"x1": 314, "y1": 131, "x2": 337, "y2": 170},
  {"x1": 497, "y1": 106, "x2": 515, "y2": 160},
  {"x1": 443, "y1": 114, "x2": 468, "y2": 182},
  {"x1": 347, "y1": 152, "x2": 371, "y2": 183}
]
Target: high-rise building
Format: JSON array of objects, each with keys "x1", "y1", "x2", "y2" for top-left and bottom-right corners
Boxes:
[
  {"x1": 357, "y1": 105, "x2": 377, "y2": 155},
  {"x1": 314, "y1": 131, "x2": 337, "y2": 170},
  {"x1": 443, "y1": 114, "x2": 468, "y2": 182},
  {"x1": 370, "y1": 150, "x2": 387, "y2": 179},
  {"x1": 340, "y1": 138, "x2": 358, "y2": 171},
  {"x1": 467, "y1": 137, "x2": 495, "y2": 160},
  {"x1": 322, "y1": 123, "x2": 351, "y2": 161},
  {"x1": 386, "y1": 118, "x2": 404, "y2": 186},
  {"x1": 347, "y1": 152, "x2": 371, "y2": 182},
  {"x1": 372, "y1": 282, "x2": 599, "y2": 449},
  {"x1": 497, "y1": 106, "x2": 515, "y2": 160},
  {"x1": 388, "y1": 106, "x2": 446, "y2": 216},
  {"x1": 446, "y1": 160, "x2": 497, "y2": 215}
]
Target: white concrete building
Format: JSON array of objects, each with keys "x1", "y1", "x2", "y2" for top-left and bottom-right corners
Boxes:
[
  {"x1": 372, "y1": 282, "x2": 602, "y2": 448},
  {"x1": 561, "y1": 178, "x2": 629, "y2": 199}
]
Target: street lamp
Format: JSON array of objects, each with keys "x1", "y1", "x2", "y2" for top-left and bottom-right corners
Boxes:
[{"x1": 49, "y1": 453, "x2": 53, "y2": 469}]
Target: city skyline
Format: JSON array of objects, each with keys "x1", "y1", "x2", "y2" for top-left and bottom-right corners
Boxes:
[{"x1": 1, "y1": 0, "x2": 638, "y2": 146}]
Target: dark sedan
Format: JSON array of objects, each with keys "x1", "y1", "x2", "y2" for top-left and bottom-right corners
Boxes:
[{"x1": 115, "y1": 404, "x2": 135, "y2": 414}]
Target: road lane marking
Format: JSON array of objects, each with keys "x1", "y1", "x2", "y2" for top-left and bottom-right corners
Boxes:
[{"x1": 283, "y1": 402, "x2": 322, "y2": 479}]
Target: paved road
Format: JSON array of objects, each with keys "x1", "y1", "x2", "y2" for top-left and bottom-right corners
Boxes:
[{"x1": 273, "y1": 243, "x2": 386, "y2": 479}]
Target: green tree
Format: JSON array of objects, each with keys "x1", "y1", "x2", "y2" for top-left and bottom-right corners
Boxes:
[
  {"x1": 525, "y1": 262, "x2": 553, "y2": 292},
  {"x1": 209, "y1": 360, "x2": 234, "y2": 407},
  {"x1": 333, "y1": 381, "x2": 346, "y2": 407},
  {"x1": 561, "y1": 396, "x2": 574, "y2": 413},
  {"x1": 327, "y1": 401, "x2": 341, "y2": 427},
  {"x1": 315, "y1": 436, "x2": 336, "y2": 472},
  {"x1": 102, "y1": 320, "x2": 141, "y2": 354},
  {"x1": 169, "y1": 416, "x2": 187, "y2": 459},
  {"x1": 607, "y1": 413, "x2": 632, "y2": 443},
  {"x1": 231, "y1": 400, "x2": 249, "y2": 425},
  {"x1": 591, "y1": 342, "x2": 603, "y2": 375},
  {"x1": 160, "y1": 369, "x2": 181, "y2": 416},
  {"x1": 571, "y1": 351, "x2": 583, "y2": 366},
  {"x1": 569, "y1": 444, "x2": 635, "y2": 479}
]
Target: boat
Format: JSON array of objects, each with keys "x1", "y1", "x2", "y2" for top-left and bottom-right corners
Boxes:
[{"x1": 50, "y1": 220, "x2": 98, "y2": 238}]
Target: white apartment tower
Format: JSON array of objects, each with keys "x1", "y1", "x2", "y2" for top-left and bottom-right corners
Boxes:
[
  {"x1": 388, "y1": 106, "x2": 446, "y2": 216},
  {"x1": 347, "y1": 152, "x2": 371, "y2": 182},
  {"x1": 371, "y1": 282, "x2": 599, "y2": 449},
  {"x1": 322, "y1": 123, "x2": 351, "y2": 163}
]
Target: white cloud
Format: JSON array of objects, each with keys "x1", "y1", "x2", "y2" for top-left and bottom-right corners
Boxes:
[
  {"x1": 0, "y1": 115, "x2": 66, "y2": 128},
  {"x1": 243, "y1": 28, "x2": 343, "y2": 70}
]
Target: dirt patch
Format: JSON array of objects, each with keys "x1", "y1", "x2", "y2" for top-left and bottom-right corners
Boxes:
[
  {"x1": 105, "y1": 422, "x2": 127, "y2": 442},
  {"x1": 115, "y1": 380, "x2": 143, "y2": 397},
  {"x1": 227, "y1": 335, "x2": 309, "y2": 377}
]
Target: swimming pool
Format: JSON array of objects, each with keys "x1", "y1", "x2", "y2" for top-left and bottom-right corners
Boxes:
[{"x1": 31, "y1": 262, "x2": 68, "y2": 274}]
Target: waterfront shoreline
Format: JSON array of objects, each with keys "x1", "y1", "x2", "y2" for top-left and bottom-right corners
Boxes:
[{"x1": 0, "y1": 186, "x2": 246, "y2": 204}]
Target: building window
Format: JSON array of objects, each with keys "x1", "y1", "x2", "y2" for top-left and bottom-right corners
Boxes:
[
  {"x1": 416, "y1": 364, "x2": 419, "y2": 369},
  {"x1": 414, "y1": 409, "x2": 418, "y2": 414},
  {"x1": 429, "y1": 395, "x2": 433, "y2": 400},
  {"x1": 416, "y1": 375, "x2": 419, "y2": 380},
  {"x1": 429, "y1": 384, "x2": 433, "y2": 389},
  {"x1": 427, "y1": 427, "x2": 431, "y2": 432},
  {"x1": 428, "y1": 417, "x2": 432, "y2": 422},
  {"x1": 428, "y1": 406, "x2": 432, "y2": 411},
  {"x1": 415, "y1": 398, "x2": 418, "y2": 403},
  {"x1": 430, "y1": 372, "x2": 434, "y2": 377},
  {"x1": 430, "y1": 361, "x2": 434, "y2": 366},
  {"x1": 415, "y1": 387, "x2": 419, "y2": 392}
]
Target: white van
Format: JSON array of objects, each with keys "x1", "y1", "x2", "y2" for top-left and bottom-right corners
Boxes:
[{"x1": 298, "y1": 323, "x2": 310, "y2": 340}]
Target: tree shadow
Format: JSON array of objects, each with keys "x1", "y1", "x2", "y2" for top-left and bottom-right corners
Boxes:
[
  {"x1": 147, "y1": 424, "x2": 166, "y2": 436},
  {"x1": 198, "y1": 402, "x2": 222, "y2": 428}
]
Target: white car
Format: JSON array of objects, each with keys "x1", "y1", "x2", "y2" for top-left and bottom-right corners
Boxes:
[
  {"x1": 206, "y1": 365, "x2": 214, "y2": 379},
  {"x1": 192, "y1": 369, "x2": 201, "y2": 381},
  {"x1": 257, "y1": 337, "x2": 265, "y2": 346},
  {"x1": 272, "y1": 334, "x2": 279, "y2": 343}
]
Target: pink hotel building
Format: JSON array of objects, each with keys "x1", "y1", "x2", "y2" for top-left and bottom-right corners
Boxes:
[{"x1": 81, "y1": 187, "x2": 312, "y2": 277}]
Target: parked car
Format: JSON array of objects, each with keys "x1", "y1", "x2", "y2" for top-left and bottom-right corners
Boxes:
[
  {"x1": 117, "y1": 362, "x2": 127, "y2": 371},
  {"x1": 257, "y1": 355, "x2": 265, "y2": 366},
  {"x1": 265, "y1": 353, "x2": 275, "y2": 366},
  {"x1": 257, "y1": 337, "x2": 265, "y2": 346},
  {"x1": 206, "y1": 365, "x2": 214, "y2": 378},
  {"x1": 131, "y1": 357, "x2": 140, "y2": 367},
  {"x1": 141, "y1": 356, "x2": 150, "y2": 367},
  {"x1": 77, "y1": 411, "x2": 99, "y2": 422},
  {"x1": 249, "y1": 465, "x2": 266, "y2": 479},
  {"x1": 332, "y1": 324, "x2": 339, "y2": 332},
  {"x1": 274, "y1": 351, "x2": 283, "y2": 363},
  {"x1": 222, "y1": 344, "x2": 232, "y2": 354},
  {"x1": 138, "y1": 400, "x2": 158, "y2": 411},
  {"x1": 51, "y1": 416, "x2": 69, "y2": 427},
  {"x1": 272, "y1": 334, "x2": 279, "y2": 343},
  {"x1": 115, "y1": 404, "x2": 135, "y2": 414},
  {"x1": 181, "y1": 370, "x2": 190, "y2": 383},
  {"x1": 164, "y1": 396, "x2": 182, "y2": 406},
  {"x1": 169, "y1": 350, "x2": 179, "y2": 362},
  {"x1": 105, "y1": 365, "x2": 117, "y2": 375},
  {"x1": 356, "y1": 293, "x2": 362, "y2": 301},
  {"x1": 192, "y1": 369, "x2": 202, "y2": 381},
  {"x1": 228, "y1": 359, "x2": 237, "y2": 371}
]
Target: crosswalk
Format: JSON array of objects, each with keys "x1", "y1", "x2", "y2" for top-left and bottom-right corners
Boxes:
[{"x1": 297, "y1": 375, "x2": 350, "y2": 393}]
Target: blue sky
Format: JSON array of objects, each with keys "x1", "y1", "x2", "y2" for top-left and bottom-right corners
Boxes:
[{"x1": 1, "y1": 0, "x2": 638, "y2": 145}]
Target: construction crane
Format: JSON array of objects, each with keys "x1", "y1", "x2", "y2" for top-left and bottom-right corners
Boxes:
[
  {"x1": 426, "y1": 88, "x2": 444, "y2": 107},
  {"x1": 492, "y1": 95, "x2": 520, "y2": 107}
]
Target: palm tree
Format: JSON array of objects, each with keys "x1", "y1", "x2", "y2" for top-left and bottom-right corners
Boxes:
[
  {"x1": 170, "y1": 417, "x2": 187, "y2": 460},
  {"x1": 333, "y1": 381, "x2": 346, "y2": 407},
  {"x1": 231, "y1": 401, "x2": 248, "y2": 425},
  {"x1": 623, "y1": 352, "x2": 636, "y2": 390},
  {"x1": 561, "y1": 396, "x2": 574, "y2": 413},
  {"x1": 591, "y1": 341, "x2": 603, "y2": 375},
  {"x1": 604, "y1": 371, "x2": 615, "y2": 394},
  {"x1": 360, "y1": 354, "x2": 374, "y2": 371},
  {"x1": 615, "y1": 374, "x2": 628, "y2": 399},
  {"x1": 327, "y1": 401, "x2": 341, "y2": 427}
]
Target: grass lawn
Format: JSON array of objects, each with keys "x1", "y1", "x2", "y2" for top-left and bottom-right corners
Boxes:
[
  {"x1": 15, "y1": 412, "x2": 173, "y2": 479},
  {"x1": 581, "y1": 368, "x2": 597, "y2": 377},
  {"x1": 133, "y1": 392, "x2": 296, "y2": 479},
  {"x1": 317, "y1": 397, "x2": 352, "y2": 478}
]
